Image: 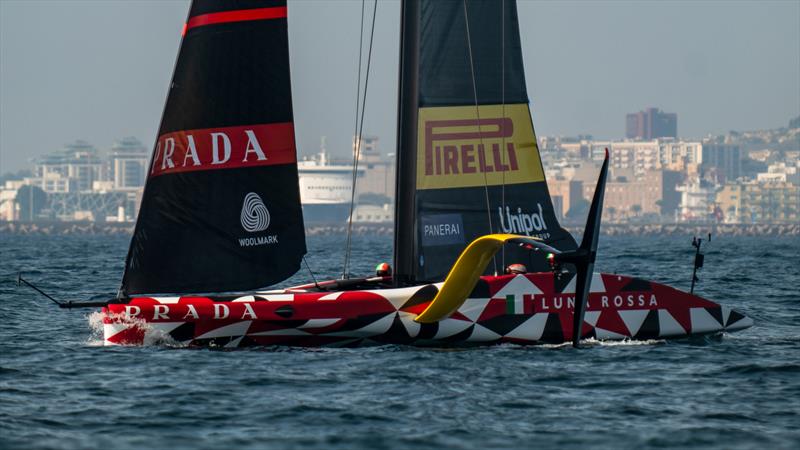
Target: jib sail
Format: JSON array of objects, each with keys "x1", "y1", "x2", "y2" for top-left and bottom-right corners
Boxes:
[
  {"x1": 394, "y1": 0, "x2": 577, "y2": 283},
  {"x1": 120, "y1": 0, "x2": 306, "y2": 296}
]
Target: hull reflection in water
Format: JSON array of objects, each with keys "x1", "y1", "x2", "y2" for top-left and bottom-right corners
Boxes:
[{"x1": 103, "y1": 272, "x2": 752, "y2": 347}]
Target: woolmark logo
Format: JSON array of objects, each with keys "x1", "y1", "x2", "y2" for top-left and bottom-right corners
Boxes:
[{"x1": 240, "y1": 192, "x2": 270, "y2": 232}]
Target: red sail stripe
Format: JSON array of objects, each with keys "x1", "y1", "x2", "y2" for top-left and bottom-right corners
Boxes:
[
  {"x1": 149, "y1": 122, "x2": 297, "y2": 178},
  {"x1": 183, "y1": 6, "x2": 287, "y2": 35}
]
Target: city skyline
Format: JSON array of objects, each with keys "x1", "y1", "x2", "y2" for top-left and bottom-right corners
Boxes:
[
  {"x1": 2, "y1": 0, "x2": 799, "y2": 173},
  {"x1": 5, "y1": 125, "x2": 796, "y2": 225}
]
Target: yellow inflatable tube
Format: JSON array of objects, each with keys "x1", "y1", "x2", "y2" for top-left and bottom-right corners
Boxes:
[{"x1": 414, "y1": 234, "x2": 560, "y2": 323}]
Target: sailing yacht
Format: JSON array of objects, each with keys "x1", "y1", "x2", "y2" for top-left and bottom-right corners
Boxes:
[{"x1": 96, "y1": 0, "x2": 751, "y2": 347}]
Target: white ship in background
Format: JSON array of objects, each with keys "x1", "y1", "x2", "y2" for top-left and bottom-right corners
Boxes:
[{"x1": 298, "y1": 138, "x2": 364, "y2": 224}]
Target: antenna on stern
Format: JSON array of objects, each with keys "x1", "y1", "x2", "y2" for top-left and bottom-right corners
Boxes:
[{"x1": 690, "y1": 233, "x2": 711, "y2": 294}]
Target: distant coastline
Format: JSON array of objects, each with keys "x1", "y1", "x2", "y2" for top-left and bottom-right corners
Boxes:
[{"x1": 1, "y1": 221, "x2": 797, "y2": 237}]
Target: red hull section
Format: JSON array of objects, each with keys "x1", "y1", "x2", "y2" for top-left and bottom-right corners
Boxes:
[{"x1": 103, "y1": 272, "x2": 752, "y2": 347}]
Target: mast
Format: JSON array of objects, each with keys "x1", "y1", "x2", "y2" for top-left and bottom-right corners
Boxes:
[{"x1": 393, "y1": 0, "x2": 420, "y2": 286}]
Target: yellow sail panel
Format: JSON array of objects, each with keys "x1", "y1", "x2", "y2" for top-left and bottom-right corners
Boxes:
[{"x1": 415, "y1": 104, "x2": 544, "y2": 190}]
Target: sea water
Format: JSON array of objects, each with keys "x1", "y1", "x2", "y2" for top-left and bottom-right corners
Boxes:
[{"x1": 1, "y1": 233, "x2": 798, "y2": 449}]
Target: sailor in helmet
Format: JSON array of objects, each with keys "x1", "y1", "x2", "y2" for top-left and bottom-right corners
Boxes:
[
  {"x1": 375, "y1": 262, "x2": 392, "y2": 277},
  {"x1": 505, "y1": 263, "x2": 527, "y2": 275}
]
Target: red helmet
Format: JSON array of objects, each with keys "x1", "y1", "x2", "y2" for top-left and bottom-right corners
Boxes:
[
  {"x1": 505, "y1": 263, "x2": 527, "y2": 274},
  {"x1": 375, "y1": 262, "x2": 392, "y2": 277}
]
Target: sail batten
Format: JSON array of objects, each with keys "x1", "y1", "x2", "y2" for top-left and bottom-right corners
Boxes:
[
  {"x1": 120, "y1": 0, "x2": 305, "y2": 296},
  {"x1": 395, "y1": 0, "x2": 577, "y2": 283}
]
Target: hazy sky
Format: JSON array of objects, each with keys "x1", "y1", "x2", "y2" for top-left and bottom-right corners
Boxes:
[{"x1": 1, "y1": 0, "x2": 798, "y2": 173}]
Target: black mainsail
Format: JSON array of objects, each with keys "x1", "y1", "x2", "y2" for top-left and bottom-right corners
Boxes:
[
  {"x1": 394, "y1": 0, "x2": 577, "y2": 283},
  {"x1": 120, "y1": 0, "x2": 306, "y2": 296}
]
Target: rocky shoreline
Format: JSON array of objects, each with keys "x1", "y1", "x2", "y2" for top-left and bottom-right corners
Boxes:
[
  {"x1": 1, "y1": 221, "x2": 797, "y2": 237},
  {"x1": 567, "y1": 222, "x2": 799, "y2": 237}
]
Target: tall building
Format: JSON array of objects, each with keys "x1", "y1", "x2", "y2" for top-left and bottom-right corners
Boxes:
[
  {"x1": 676, "y1": 180, "x2": 717, "y2": 222},
  {"x1": 353, "y1": 135, "x2": 395, "y2": 200},
  {"x1": 109, "y1": 137, "x2": 149, "y2": 190},
  {"x1": 547, "y1": 177, "x2": 584, "y2": 221},
  {"x1": 626, "y1": 108, "x2": 677, "y2": 139},
  {"x1": 354, "y1": 135, "x2": 380, "y2": 161},
  {"x1": 756, "y1": 162, "x2": 799, "y2": 185},
  {"x1": 717, "y1": 181, "x2": 799, "y2": 224},
  {"x1": 701, "y1": 142, "x2": 742, "y2": 183},
  {"x1": 33, "y1": 140, "x2": 103, "y2": 193},
  {"x1": 581, "y1": 169, "x2": 680, "y2": 220},
  {"x1": 659, "y1": 140, "x2": 702, "y2": 173},
  {"x1": 559, "y1": 138, "x2": 701, "y2": 175}
]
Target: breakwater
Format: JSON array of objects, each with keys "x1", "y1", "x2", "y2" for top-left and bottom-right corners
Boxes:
[
  {"x1": 1, "y1": 221, "x2": 134, "y2": 235},
  {"x1": 1, "y1": 221, "x2": 797, "y2": 236},
  {"x1": 567, "y1": 222, "x2": 800, "y2": 237}
]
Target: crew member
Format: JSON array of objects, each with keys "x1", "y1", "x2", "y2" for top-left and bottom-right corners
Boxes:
[
  {"x1": 375, "y1": 262, "x2": 392, "y2": 277},
  {"x1": 505, "y1": 263, "x2": 527, "y2": 275}
]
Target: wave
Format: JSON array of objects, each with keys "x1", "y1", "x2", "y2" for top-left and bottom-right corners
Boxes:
[{"x1": 720, "y1": 363, "x2": 800, "y2": 375}]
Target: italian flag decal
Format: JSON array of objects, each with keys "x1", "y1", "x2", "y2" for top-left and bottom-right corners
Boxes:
[{"x1": 506, "y1": 294, "x2": 524, "y2": 315}]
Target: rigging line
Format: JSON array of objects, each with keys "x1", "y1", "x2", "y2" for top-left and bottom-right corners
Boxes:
[
  {"x1": 463, "y1": 0, "x2": 498, "y2": 275},
  {"x1": 343, "y1": 0, "x2": 367, "y2": 279},
  {"x1": 303, "y1": 256, "x2": 321, "y2": 289},
  {"x1": 500, "y1": 0, "x2": 507, "y2": 271},
  {"x1": 344, "y1": 0, "x2": 378, "y2": 279}
]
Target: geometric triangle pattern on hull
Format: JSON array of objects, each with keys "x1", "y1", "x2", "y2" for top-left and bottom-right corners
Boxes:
[{"x1": 102, "y1": 272, "x2": 751, "y2": 347}]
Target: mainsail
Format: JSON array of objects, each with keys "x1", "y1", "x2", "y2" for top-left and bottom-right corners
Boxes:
[
  {"x1": 120, "y1": 0, "x2": 306, "y2": 295},
  {"x1": 395, "y1": 0, "x2": 577, "y2": 283}
]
